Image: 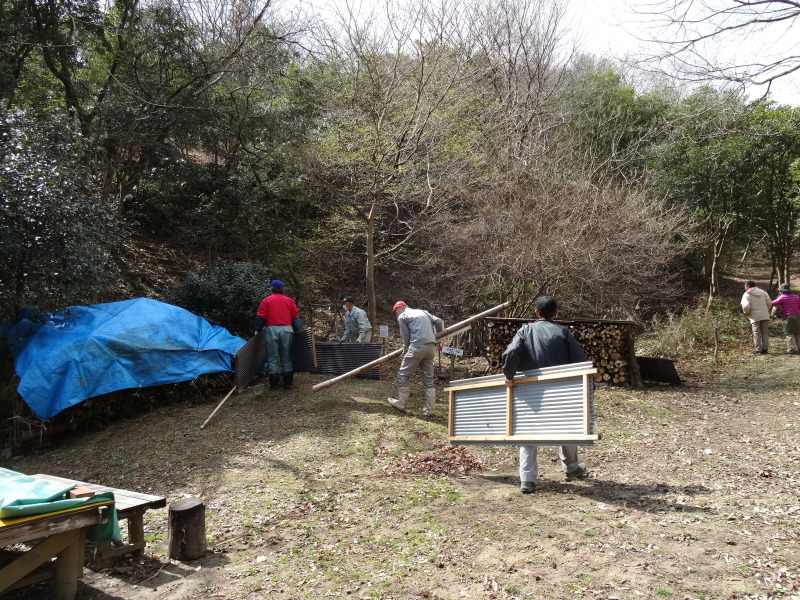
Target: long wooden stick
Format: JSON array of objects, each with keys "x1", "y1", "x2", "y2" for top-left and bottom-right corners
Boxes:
[
  {"x1": 311, "y1": 301, "x2": 513, "y2": 392},
  {"x1": 200, "y1": 385, "x2": 236, "y2": 429}
]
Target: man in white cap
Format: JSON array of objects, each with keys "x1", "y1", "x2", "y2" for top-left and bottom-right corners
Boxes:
[
  {"x1": 388, "y1": 301, "x2": 444, "y2": 416},
  {"x1": 741, "y1": 280, "x2": 772, "y2": 355}
]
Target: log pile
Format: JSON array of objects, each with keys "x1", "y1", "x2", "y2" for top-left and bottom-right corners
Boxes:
[{"x1": 484, "y1": 318, "x2": 639, "y2": 386}]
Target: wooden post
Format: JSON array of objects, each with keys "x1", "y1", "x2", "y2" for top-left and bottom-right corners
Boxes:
[
  {"x1": 168, "y1": 498, "x2": 206, "y2": 561},
  {"x1": 54, "y1": 527, "x2": 84, "y2": 600}
]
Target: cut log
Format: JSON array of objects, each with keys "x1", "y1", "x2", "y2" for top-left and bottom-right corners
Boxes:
[{"x1": 168, "y1": 498, "x2": 206, "y2": 561}]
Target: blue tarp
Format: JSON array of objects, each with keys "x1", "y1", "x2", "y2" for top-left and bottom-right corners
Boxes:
[{"x1": 5, "y1": 298, "x2": 245, "y2": 420}]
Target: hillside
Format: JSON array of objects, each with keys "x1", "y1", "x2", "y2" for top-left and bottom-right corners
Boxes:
[{"x1": 3, "y1": 341, "x2": 799, "y2": 600}]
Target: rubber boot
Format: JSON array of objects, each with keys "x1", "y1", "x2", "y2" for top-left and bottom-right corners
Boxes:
[
  {"x1": 269, "y1": 375, "x2": 280, "y2": 390},
  {"x1": 423, "y1": 387, "x2": 436, "y2": 416},
  {"x1": 388, "y1": 387, "x2": 409, "y2": 412},
  {"x1": 282, "y1": 373, "x2": 294, "y2": 390}
]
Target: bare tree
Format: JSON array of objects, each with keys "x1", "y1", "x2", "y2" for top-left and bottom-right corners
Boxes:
[
  {"x1": 309, "y1": 0, "x2": 478, "y2": 326},
  {"x1": 432, "y1": 177, "x2": 690, "y2": 319},
  {"x1": 464, "y1": 0, "x2": 576, "y2": 175},
  {"x1": 637, "y1": 0, "x2": 800, "y2": 93}
]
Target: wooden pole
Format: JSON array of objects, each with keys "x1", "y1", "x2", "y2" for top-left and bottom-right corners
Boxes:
[
  {"x1": 311, "y1": 301, "x2": 513, "y2": 392},
  {"x1": 200, "y1": 385, "x2": 236, "y2": 429}
]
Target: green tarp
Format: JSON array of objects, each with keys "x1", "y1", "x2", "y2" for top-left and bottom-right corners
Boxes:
[{"x1": 0, "y1": 468, "x2": 120, "y2": 541}]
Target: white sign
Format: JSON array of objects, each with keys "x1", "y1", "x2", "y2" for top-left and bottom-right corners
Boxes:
[
  {"x1": 441, "y1": 346, "x2": 464, "y2": 357},
  {"x1": 379, "y1": 325, "x2": 389, "y2": 338}
]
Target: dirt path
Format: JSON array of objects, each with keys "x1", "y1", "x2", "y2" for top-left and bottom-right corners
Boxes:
[{"x1": 3, "y1": 349, "x2": 799, "y2": 600}]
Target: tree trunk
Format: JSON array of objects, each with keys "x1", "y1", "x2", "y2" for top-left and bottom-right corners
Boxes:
[
  {"x1": 365, "y1": 201, "x2": 378, "y2": 329},
  {"x1": 706, "y1": 237, "x2": 724, "y2": 312}
]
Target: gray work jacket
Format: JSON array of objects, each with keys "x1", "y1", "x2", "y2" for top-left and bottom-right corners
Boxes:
[
  {"x1": 343, "y1": 306, "x2": 372, "y2": 342},
  {"x1": 501, "y1": 319, "x2": 586, "y2": 379},
  {"x1": 398, "y1": 307, "x2": 445, "y2": 352}
]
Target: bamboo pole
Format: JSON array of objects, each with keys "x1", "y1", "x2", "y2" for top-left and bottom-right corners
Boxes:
[
  {"x1": 311, "y1": 301, "x2": 513, "y2": 392},
  {"x1": 200, "y1": 385, "x2": 236, "y2": 429}
]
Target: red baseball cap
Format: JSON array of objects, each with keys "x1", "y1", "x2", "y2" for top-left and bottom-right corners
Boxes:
[{"x1": 392, "y1": 301, "x2": 407, "y2": 311}]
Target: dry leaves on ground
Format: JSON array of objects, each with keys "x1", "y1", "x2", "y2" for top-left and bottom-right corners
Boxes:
[{"x1": 382, "y1": 444, "x2": 485, "y2": 477}]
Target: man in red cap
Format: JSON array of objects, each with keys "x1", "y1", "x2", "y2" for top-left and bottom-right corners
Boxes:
[{"x1": 388, "y1": 301, "x2": 444, "y2": 416}]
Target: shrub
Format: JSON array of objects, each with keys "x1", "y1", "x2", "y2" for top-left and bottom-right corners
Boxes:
[
  {"x1": 166, "y1": 261, "x2": 271, "y2": 335},
  {"x1": 637, "y1": 302, "x2": 749, "y2": 359}
]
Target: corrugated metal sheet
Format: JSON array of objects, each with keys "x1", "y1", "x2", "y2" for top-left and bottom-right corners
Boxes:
[
  {"x1": 486, "y1": 316, "x2": 642, "y2": 326},
  {"x1": 291, "y1": 329, "x2": 315, "y2": 373},
  {"x1": 233, "y1": 329, "x2": 267, "y2": 391},
  {"x1": 512, "y1": 379, "x2": 589, "y2": 435},
  {"x1": 450, "y1": 361, "x2": 595, "y2": 387},
  {"x1": 312, "y1": 342, "x2": 381, "y2": 379},
  {"x1": 452, "y1": 387, "x2": 507, "y2": 436},
  {"x1": 233, "y1": 329, "x2": 316, "y2": 389},
  {"x1": 448, "y1": 362, "x2": 598, "y2": 446}
]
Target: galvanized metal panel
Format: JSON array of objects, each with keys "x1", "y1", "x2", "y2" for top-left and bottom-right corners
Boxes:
[
  {"x1": 512, "y1": 379, "x2": 587, "y2": 435},
  {"x1": 233, "y1": 329, "x2": 268, "y2": 391},
  {"x1": 448, "y1": 362, "x2": 597, "y2": 446},
  {"x1": 449, "y1": 361, "x2": 595, "y2": 387},
  {"x1": 234, "y1": 329, "x2": 315, "y2": 389},
  {"x1": 452, "y1": 387, "x2": 507, "y2": 436},
  {"x1": 291, "y1": 329, "x2": 315, "y2": 373}
]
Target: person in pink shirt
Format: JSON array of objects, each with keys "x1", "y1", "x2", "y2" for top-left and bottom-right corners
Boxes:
[{"x1": 771, "y1": 283, "x2": 800, "y2": 354}]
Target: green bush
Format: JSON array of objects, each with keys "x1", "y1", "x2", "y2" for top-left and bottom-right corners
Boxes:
[
  {"x1": 166, "y1": 261, "x2": 271, "y2": 335},
  {"x1": 637, "y1": 302, "x2": 749, "y2": 359}
]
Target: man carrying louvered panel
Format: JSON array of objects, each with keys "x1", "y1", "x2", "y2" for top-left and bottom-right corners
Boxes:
[{"x1": 501, "y1": 296, "x2": 589, "y2": 494}]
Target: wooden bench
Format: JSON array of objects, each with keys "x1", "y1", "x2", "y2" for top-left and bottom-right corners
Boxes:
[
  {"x1": 33, "y1": 474, "x2": 167, "y2": 571},
  {"x1": 0, "y1": 499, "x2": 112, "y2": 600}
]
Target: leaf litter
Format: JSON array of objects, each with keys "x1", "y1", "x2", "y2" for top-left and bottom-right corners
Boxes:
[{"x1": 383, "y1": 445, "x2": 485, "y2": 478}]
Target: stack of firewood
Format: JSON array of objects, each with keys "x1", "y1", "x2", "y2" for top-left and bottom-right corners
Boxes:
[
  {"x1": 563, "y1": 323, "x2": 629, "y2": 384},
  {"x1": 484, "y1": 320, "x2": 522, "y2": 370},
  {"x1": 485, "y1": 319, "x2": 634, "y2": 385}
]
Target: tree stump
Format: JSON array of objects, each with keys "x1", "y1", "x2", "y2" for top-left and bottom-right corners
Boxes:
[{"x1": 168, "y1": 498, "x2": 206, "y2": 561}]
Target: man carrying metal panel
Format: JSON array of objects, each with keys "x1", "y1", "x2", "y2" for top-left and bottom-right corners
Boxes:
[
  {"x1": 501, "y1": 296, "x2": 589, "y2": 494},
  {"x1": 387, "y1": 301, "x2": 445, "y2": 416}
]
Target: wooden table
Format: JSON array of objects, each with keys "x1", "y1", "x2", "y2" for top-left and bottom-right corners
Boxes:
[
  {"x1": 32, "y1": 475, "x2": 167, "y2": 571},
  {"x1": 0, "y1": 500, "x2": 112, "y2": 600}
]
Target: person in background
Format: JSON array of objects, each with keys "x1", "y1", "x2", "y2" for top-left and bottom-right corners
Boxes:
[
  {"x1": 770, "y1": 283, "x2": 800, "y2": 354},
  {"x1": 254, "y1": 280, "x2": 302, "y2": 390},
  {"x1": 741, "y1": 280, "x2": 772, "y2": 355},
  {"x1": 387, "y1": 301, "x2": 444, "y2": 417},
  {"x1": 501, "y1": 295, "x2": 588, "y2": 494},
  {"x1": 340, "y1": 296, "x2": 373, "y2": 342}
]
